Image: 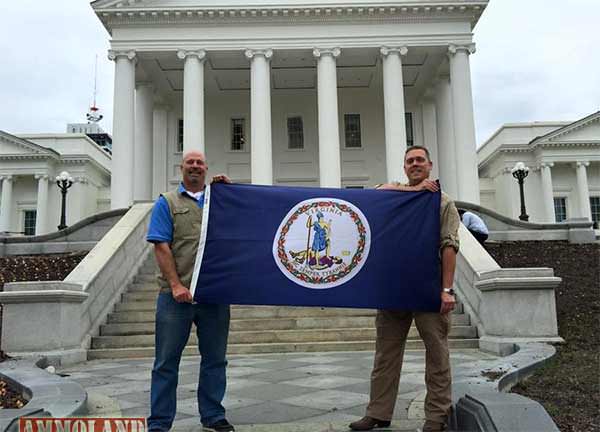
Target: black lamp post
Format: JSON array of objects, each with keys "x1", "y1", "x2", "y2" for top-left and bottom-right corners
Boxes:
[
  {"x1": 511, "y1": 162, "x2": 530, "y2": 222},
  {"x1": 56, "y1": 171, "x2": 74, "y2": 230}
]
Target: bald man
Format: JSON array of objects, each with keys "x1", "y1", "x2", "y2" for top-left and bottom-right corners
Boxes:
[{"x1": 146, "y1": 151, "x2": 235, "y2": 432}]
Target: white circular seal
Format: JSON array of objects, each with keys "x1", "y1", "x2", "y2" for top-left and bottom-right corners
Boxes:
[{"x1": 272, "y1": 198, "x2": 371, "y2": 289}]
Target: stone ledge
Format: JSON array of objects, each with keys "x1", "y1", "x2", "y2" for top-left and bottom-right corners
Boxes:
[
  {"x1": 4, "y1": 281, "x2": 82, "y2": 293},
  {"x1": 450, "y1": 342, "x2": 560, "y2": 431},
  {"x1": 0, "y1": 358, "x2": 87, "y2": 432},
  {"x1": 0, "y1": 209, "x2": 127, "y2": 244},
  {"x1": 476, "y1": 276, "x2": 561, "y2": 292},
  {"x1": 0, "y1": 290, "x2": 88, "y2": 304}
]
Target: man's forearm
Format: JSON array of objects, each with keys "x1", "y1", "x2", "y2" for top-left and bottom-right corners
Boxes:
[
  {"x1": 441, "y1": 246, "x2": 457, "y2": 289},
  {"x1": 154, "y1": 243, "x2": 184, "y2": 290}
]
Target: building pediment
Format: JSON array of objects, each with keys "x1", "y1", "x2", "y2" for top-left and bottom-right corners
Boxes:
[
  {"x1": 0, "y1": 131, "x2": 59, "y2": 160},
  {"x1": 531, "y1": 111, "x2": 600, "y2": 147}
]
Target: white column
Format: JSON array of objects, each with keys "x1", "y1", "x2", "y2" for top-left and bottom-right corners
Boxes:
[
  {"x1": 0, "y1": 175, "x2": 14, "y2": 233},
  {"x1": 34, "y1": 174, "x2": 49, "y2": 235},
  {"x1": 380, "y1": 46, "x2": 408, "y2": 184},
  {"x1": 153, "y1": 105, "x2": 169, "y2": 196},
  {"x1": 575, "y1": 161, "x2": 592, "y2": 220},
  {"x1": 434, "y1": 76, "x2": 458, "y2": 198},
  {"x1": 540, "y1": 163, "x2": 556, "y2": 223},
  {"x1": 134, "y1": 83, "x2": 154, "y2": 201},
  {"x1": 313, "y1": 48, "x2": 342, "y2": 188},
  {"x1": 421, "y1": 96, "x2": 439, "y2": 179},
  {"x1": 448, "y1": 44, "x2": 480, "y2": 204},
  {"x1": 245, "y1": 49, "x2": 274, "y2": 185},
  {"x1": 177, "y1": 49, "x2": 206, "y2": 154},
  {"x1": 108, "y1": 50, "x2": 136, "y2": 209}
]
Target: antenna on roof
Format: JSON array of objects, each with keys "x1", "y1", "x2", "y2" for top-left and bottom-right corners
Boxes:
[{"x1": 86, "y1": 54, "x2": 103, "y2": 123}]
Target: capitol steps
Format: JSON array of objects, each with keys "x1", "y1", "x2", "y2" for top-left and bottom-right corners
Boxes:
[{"x1": 88, "y1": 257, "x2": 479, "y2": 360}]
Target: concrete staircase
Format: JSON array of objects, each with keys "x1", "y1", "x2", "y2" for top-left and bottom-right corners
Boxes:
[{"x1": 88, "y1": 256, "x2": 479, "y2": 360}]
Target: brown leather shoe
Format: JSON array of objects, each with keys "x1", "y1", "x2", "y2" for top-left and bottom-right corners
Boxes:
[{"x1": 348, "y1": 416, "x2": 391, "y2": 431}]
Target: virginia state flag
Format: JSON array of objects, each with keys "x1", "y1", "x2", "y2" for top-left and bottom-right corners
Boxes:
[{"x1": 191, "y1": 183, "x2": 441, "y2": 311}]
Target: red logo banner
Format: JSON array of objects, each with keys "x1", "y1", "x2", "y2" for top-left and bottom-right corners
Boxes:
[{"x1": 19, "y1": 418, "x2": 147, "y2": 432}]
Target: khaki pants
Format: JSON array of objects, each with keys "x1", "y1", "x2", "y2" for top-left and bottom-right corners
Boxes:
[{"x1": 366, "y1": 310, "x2": 452, "y2": 424}]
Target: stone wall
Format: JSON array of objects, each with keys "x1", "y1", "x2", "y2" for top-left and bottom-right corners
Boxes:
[
  {"x1": 455, "y1": 225, "x2": 562, "y2": 355},
  {"x1": 456, "y1": 201, "x2": 596, "y2": 243},
  {"x1": 0, "y1": 209, "x2": 127, "y2": 256},
  {"x1": 0, "y1": 204, "x2": 152, "y2": 365}
]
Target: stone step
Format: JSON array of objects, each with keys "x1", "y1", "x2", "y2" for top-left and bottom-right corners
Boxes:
[
  {"x1": 114, "y1": 301, "x2": 465, "y2": 315},
  {"x1": 87, "y1": 338, "x2": 480, "y2": 360},
  {"x1": 108, "y1": 304, "x2": 465, "y2": 321},
  {"x1": 127, "y1": 283, "x2": 159, "y2": 293},
  {"x1": 123, "y1": 291, "x2": 159, "y2": 301},
  {"x1": 138, "y1": 268, "x2": 157, "y2": 276},
  {"x1": 91, "y1": 326, "x2": 477, "y2": 349},
  {"x1": 134, "y1": 274, "x2": 156, "y2": 283},
  {"x1": 101, "y1": 314, "x2": 471, "y2": 335}
]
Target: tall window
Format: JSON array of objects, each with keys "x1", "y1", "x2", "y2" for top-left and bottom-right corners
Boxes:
[
  {"x1": 231, "y1": 118, "x2": 246, "y2": 151},
  {"x1": 287, "y1": 116, "x2": 304, "y2": 150},
  {"x1": 405, "y1": 113, "x2": 414, "y2": 147},
  {"x1": 23, "y1": 210, "x2": 36, "y2": 236},
  {"x1": 554, "y1": 197, "x2": 567, "y2": 222},
  {"x1": 590, "y1": 197, "x2": 600, "y2": 229},
  {"x1": 344, "y1": 114, "x2": 362, "y2": 148},
  {"x1": 177, "y1": 119, "x2": 184, "y2": 152}
]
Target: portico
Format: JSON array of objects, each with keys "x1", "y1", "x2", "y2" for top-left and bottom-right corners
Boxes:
[
  {"x1": 0, "y1": 131, "x2": 111, "y2": 235},
  {"x1": 93, "y1": 1, "x2": 487, "y2": 209},
  {"x1": 478, "y1": 111, "x2": 600, "y2": 225}
]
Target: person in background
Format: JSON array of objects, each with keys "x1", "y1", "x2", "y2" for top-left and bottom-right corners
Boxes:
[{"x1": 458, "y1": 209, "x2": 489, "y2": 245}]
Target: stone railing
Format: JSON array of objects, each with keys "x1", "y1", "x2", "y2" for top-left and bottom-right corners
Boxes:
[
  {"x1": 0, "y1": 204, "x2": 153, "y2": 365},
  {"x1": 0, "y1": 208, "x2": 128, "y2": 256},
  {"x1": 456, "y1": 201, "x2": 596, "y2": 243},
  {"x1": 455, "y1": 225, "x2": 562, "y2": 355}
]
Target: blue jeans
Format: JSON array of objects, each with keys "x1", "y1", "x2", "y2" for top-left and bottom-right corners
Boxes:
[{"x1": 148, "y1": 293, "x2": 230, "y2": 430}]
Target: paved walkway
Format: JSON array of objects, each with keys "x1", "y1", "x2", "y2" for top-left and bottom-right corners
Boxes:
[{"x1": 58, "y1": 349, "x2": 501, "y2": 432}]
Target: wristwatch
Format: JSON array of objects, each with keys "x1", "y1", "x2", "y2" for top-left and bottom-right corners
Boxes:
[{"x1": 443, "y1": 287, "x2": 455, "y2": 296}]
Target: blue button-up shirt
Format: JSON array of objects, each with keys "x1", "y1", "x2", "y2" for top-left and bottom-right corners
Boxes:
[{"x1": 146, "y1": 183, "x2": 204, "y2": 244}]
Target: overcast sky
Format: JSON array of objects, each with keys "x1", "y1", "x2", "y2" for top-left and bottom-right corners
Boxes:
[{"x1": 0, "y1": 0, "x2": 598, "y2": 146}]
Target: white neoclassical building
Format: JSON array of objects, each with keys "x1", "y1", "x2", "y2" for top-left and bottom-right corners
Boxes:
[
  {"x1": 0, "y1": 131, "x2": 111, "y2": 235},
  {"x1": 478, "y1": 111, "x2": 600, "y2": 227},
  {"x1": 92, "y1": 0, "x2": 486, "y2": 209}
]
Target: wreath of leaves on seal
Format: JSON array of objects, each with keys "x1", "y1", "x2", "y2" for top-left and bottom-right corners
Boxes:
[{"x1": 277, "y1": 201, "x2": 367, "y2": 284}]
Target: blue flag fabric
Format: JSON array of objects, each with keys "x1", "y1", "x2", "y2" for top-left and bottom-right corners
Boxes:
[{"x1": 191, "y1": 183, "x2": 441, "y2": 312}]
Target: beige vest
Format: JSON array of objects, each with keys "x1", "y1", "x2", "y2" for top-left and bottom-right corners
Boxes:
[{"x1": 157, "y1": 190, "x2": 203, "y2": 293}]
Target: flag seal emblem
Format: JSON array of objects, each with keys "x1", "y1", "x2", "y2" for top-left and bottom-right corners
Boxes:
[{"x1": 273, "y1": 198, "x2": 371, "y2": 289}]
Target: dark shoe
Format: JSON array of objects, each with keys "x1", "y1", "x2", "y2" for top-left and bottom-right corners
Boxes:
[
  {"x1": 421, "y1": 420, "x2": 447, "y2": 431},
  {"x1": 349, "y1": 416, "x2": 391, "y2": 430},
  {"x1": 203, "y1": 419, "x2": 235, "y2": 432}
]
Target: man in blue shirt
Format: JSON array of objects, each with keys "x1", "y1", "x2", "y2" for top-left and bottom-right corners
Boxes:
[
  {"x1": 146, "y1": 150, "x2": 234, "y2": 432},
  {"x1": 458, "y1": 209, "x2": 489, "y2": 245}
]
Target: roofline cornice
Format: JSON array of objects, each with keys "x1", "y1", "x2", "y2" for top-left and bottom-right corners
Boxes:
[
  {"x1": 0, "y1": 154, "x2": 58, "y2": 161},
  {"x1": 0, "y1": 131, "x2": 61, "y2": 159},
  {"x1": 61, "y1": 156, "x2": 111, "y2": 177},
  {"x1": 529, "y1": 111, "x2": 600, "y2": 145},
  {"x1": 478, "y1": 141, "x2": 600, "y2": 172},
  {"x1": 94, "y1": 2, "x2": 487, "y2": 32}
]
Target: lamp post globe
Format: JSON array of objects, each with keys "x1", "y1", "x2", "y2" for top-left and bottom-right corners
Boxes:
[
  {"x1": 511, "y1": 162, "x2": 530, "y2": 222},
  {"x1": 56, "y1": 171, "x2": 74, "y2": 230}
]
